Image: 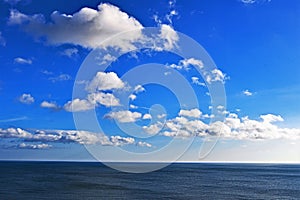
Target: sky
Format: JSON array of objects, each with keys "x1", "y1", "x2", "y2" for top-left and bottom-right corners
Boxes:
[{"x1": 0, "y1": 0, "x2": 299, "y2": 164}]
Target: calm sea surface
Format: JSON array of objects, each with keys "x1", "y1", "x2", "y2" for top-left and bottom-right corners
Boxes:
[{"x1": 0, "y1": 161, "x2": 299, "y2": 199}]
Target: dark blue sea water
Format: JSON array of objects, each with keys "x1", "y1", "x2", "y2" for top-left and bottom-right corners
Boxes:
[{"x1": 0, "y1": 161, "x2": 299, "y2": 199}]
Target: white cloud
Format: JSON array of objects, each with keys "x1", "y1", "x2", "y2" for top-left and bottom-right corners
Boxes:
[
  {"x1": 129, "y1": 94, "x2": 137, "y2": 101},
  {"x1": 134, "y1": 85, "x2": 145, "y2": 93},
  {"x1": 19, "y1": 93, "x2": 34, "y2": 104},
  {"x1": 0, "y1": 127, "x2": 146, "y2": 148},
  {"x1": 9, "y1": 4, "x2": 180, "y2": 54},
  {"x1": 0, "y1": 32, "x2": 6, "y2": 46},
  {"x1": 49, "y1": 74, "x2": 71, "y2": 82},
  {"x1": 158, "y1": 24, "x2": 179, "y2": 51},
  {"x1": 0, "y1": 128, "x2": 111, "y2": 145},
  {"x1": 165, "y1": 0, "x2": 178, "y2": 25},
  {"x1": 240, "y1": 0, "x2": 272, "y2": 4},
  {"x1": 137, "y1": 141, "x2": 152, "y2": 148},
  {"x1": 205, "y1": 69, "x2": 229, "y2": 84},
  {"x1": 157, "y1": 114, "x2": 167, "y2": 119},
  {"x1": 260, "y1": 114, "x2": 283, "y2": 123},
  {"x1": 86, "y1": 71, "x2": 125, "y2": 92},
  {"x1": 243, "y1": 89, "x2": 253, "y2": 96},
  {"x1": 181, "y1": 58, "x2": 203, "y2": 69},
  {"x1": 142, "y1": 113, "x2": 152, "y2": 120},
  {"x1": 110, "y1": 135, "x2": 135, "y2": 146},
  {"x1": 63, "y1": 98, "x2": 94, "y2": 112},
  {"x1": 19, "y1": 143, "x2": 52, "y2": 149},
  {"x1": 87, "y1": 92, "x2": 120, "y2": 107},
  {"x1": 168, "y1": 63, "x2": 184, "y2": 70},
  {"x1": 168, "y1": 58, "x2": 203, "y2": 71},
  {"x1": 63, "y1": 71, "x2": 124, "y2": 112},
  {"x1": 61, "y1": 48, "x2": 78, "y2": 57},
  {"x1": 168, "y1": 58, "x2": 228, "y2": 84},
  {"x1": 191, "y1": 77, "x2": 205, "y2": 86},
  {"x1": 143, "y1": 122, "x2": 163, "y2": 135},
  {"x1": 240, "y1": 0, "x2": 256, "y2": 3},
  {"x1": 160, "y1": 112, "x2": 300, "y2": 140},
  {"x1": 97, "y1": 54, "x2": 117, "y2": 65},
  {"x1": 40, "y1": 101, "x2": 60, "y2": 110},
  {"x1": 153, "y1": 0, "x2": 178, "y2": 26},
  {"x1": 14, "y1": 57, "x2": 32, "y2": 64},
  {"x1": 129, "y1": 104, "x2": 138, "y2": 109},
  {"x1": 105, "y1": 110, "x2": 142, "y2": 123},
  {"x1": 0, "y1": 116, "x2": 28, "y2": 123},
  {"x1": 8, "y1": 4, "x2": 143, "y2": 50},
  {"x1": 179, "y1": 108, "x2": 202, "y2": 118}
]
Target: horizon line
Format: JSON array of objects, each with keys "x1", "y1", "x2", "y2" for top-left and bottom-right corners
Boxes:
[{"x1": 0, "y1": 159, "x2": 299, "y2": 165}]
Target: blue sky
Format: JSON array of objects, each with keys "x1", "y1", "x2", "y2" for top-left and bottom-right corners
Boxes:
[{"x1": 0, "y1": 0, "x2": 299, "y2": 163}]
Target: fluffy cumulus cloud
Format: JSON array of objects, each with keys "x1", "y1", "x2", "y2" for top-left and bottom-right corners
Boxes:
[
  {"x1": 40, "y1": 101, "x2": 60, "y2": 110},
  {"x1": 86, "y1": 71, "x2": 125, "y2": 92},
  {"x1": 19, "y1": 93, "x2": 34, "y2": 104},
  {"x1": 87, "y1": 92, "x2": 120, "y2": 107},
  {"x1": 14, "y1": 57, "x2": 32, "y2": 64},
  {"x1": 143, "y1": 122, "x2": 164, "y2": 135},
  {"x1": 105, "y1": 110, "x2": 142, "y2": 123},
  {"x1": 8, "y1": 3, "x2": 180, "y2": 57},
  {"x1": 205, "y1": 69, "x2": 229, "y2": 84},
  {"x1": 0, "y1": 127, "x2": 148, "y2": 148},
  {"x1": 169, "y1": 58, "x2": 203, "y2": 71},
  {"x1": 142, "y1": 113, "x2": 152, "y2": 120},
  {"x1": 110, "y1": 135, "x2": 135, "y2": 146},
  {"x1": 8, "y1": 4, "x2": 143, "y2": 50},
  {"x1": 157, "y1": 24, "x2": 179, "y2": 51},
  {"x1": 179, "y1": 108, "x2": 202, "y2": 118},
  {"x1": 141, "y1": 110, "x2": 300, "y2": 140},
  {"x1": 63, "y1": 71, "x2": 125, "y2": 112},
  {"x1": 64, "y1": 98, "x2": 94, "y2": 112}
]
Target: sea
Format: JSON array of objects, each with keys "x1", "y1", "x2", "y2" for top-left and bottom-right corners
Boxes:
[{"x1": 0, "y1": 161, "x2": 299, "y2": 199}]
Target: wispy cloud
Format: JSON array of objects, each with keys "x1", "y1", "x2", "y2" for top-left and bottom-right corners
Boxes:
[
  {"x1": 0, "y1": 32, "x2": 6, "y2": 46},
  {"x1": 14, "y1": 57, "x2": 32, "y2": 65},
  {"x1": 0, "y1": 116, "x2": 28, "y2": 123},
  {"x1": 48, "y1": 74, "x2": 71, "y2": 82},
  {"x1": 18, "y1": 143, "x2": 52, "y2": 149},
  {"x1": 240, "y1": 0, "x2": 272, "y2": 4},
  {"x1": 243, "y1": 89, "x2": 253, "y2": 96},
  {"x1": 168, "y1": 58, "x2": 229, "y2": 84},
  {"x1": 3, "y1": 0, "x2": 22, "y2": 5},
  {"x1": 61, "y1": 48, "x2": 78, "y2": 58}
]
